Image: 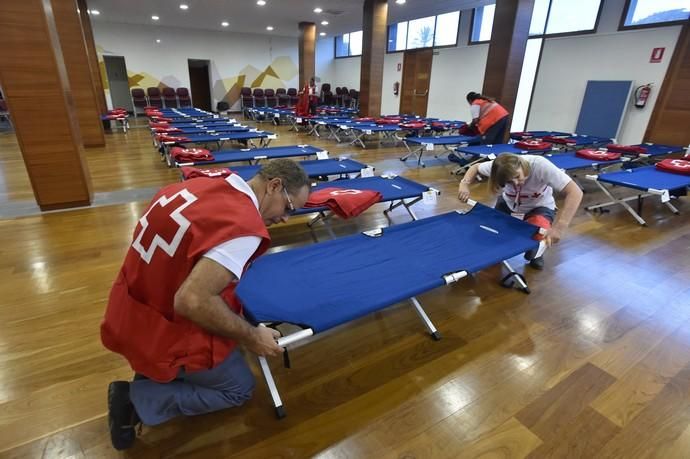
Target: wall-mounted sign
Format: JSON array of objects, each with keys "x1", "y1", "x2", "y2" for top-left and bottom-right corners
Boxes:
[
  {"x1": 397, "y1": 63, "x2": 401, "y2": 71},
  {"x1": 650, "y1": 47, "x2": 665, "y2": 63}
]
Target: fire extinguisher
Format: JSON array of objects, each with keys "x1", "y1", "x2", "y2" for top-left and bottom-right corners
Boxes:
[
  {"x1": 393, "y1": 81, "x2": 400, "y2": 96},
  {"x1": 634, "y1": 83, "x2": 652, "y2": 108}
]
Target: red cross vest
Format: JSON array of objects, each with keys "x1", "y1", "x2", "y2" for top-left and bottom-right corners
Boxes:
[
  {"x1": 101, "y1": 176, "x2": 271, "y2": 382},
  {"x1": 473, "y1": 99, "x2": 509, "y2": 135}
]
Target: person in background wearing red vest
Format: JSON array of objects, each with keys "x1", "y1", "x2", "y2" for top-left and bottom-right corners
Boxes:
[
  {"x1": 101, "y1": 159, "x2": 310, "y2": 450},
  {"x1": 457, "y1": 154, "x2": 582, "y2": 270},
  {"x1": 466, "y1": 91, "x2": 510, "y2": 145}
]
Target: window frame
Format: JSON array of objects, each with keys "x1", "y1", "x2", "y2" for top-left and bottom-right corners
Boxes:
[
  {"x1": 469, "y1": 0, "x2": 605, "y2": 46},
  {"x1": 385, "y1": 11, "x2": 461, "y2": 54},
  {"x1": 334, "y1": 31, "x2": 363, "y2": 59},
  {"x1": 618, "y1": 0, "x2": 690, "y2": 31}
]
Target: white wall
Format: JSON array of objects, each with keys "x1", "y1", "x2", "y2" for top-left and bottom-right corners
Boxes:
[
  {"x1": 381, "y1": 52, "x2": 404, "y2": 115},
  {"x1": 528, "y1": 26, "x2": 681, "y2": 144},
  {"x1": 315, "y1": 37, "x2": 334, "y2": 85},
  {"x1": 332, "y1": 57, "x2": 362, "y2": 90},
  {"x1": 93, "y1": 22, "x2": 299, "y2": 111},
  {"x1": 427, "y1": 44, "x2": 488, "y2": 120}
]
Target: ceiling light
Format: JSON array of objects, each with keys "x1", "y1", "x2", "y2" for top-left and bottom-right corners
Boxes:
[
  {"x1": 221, "y1": 21, "x2": 229, "y2": 27},
  {"x1": 151, "y1": 15, "x2": 159, "y2": 20},
  {"x1": 156, "y1": 39, "x2": 161, "y2": 43},
  {"x1": 314, "y1": 7, "x2": 323, "y2": 13},
  {"x1": 90, "y1": 9, "x2": 100, "y2": 15},
  {"x1": 257, "y1": 0, "x2": 266, "y2": 5},
  {"x1": 266, "y1": 26, "x2": 274, "y2": 31},
  {"x1": 179, "y1": 4, "x2": 189, "y2": 10},
  {"x1": 395, "y1": 0, "x2": 406, "y2": 4},
  {"x1": 320, "y1": 32, "x2": 326, "y2": 36},
  {"x1": 321, "y1": 20, "x2": 329, "y2": 25}
]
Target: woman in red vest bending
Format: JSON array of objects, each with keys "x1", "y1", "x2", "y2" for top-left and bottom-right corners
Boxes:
[{"x1": 467, "y1": 91, "x2": 510, "y2": 144}]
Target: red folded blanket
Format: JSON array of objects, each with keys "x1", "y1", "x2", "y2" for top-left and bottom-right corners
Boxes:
[
  {"x1": 458, "y1": 124, "x2": 478, "y2": 136},
  {"x1": 543, "y1": 135, "x2": 575, "y2": 145},
  {"x1": 180, "y1": 166, "x2": 231, "y2": 179},
  {"x1": 655, "y1": 158, "x2": 690, "y2": 175},
  {"x1": 304, "y1": 187, "x2": 382, "y2": 218},
  {"x1": 157, "y1": 134, "x2": 190, "y2": 143},
  {"x1": 400, "y1": 122, "x2": 426, "y2": 129},
  {"x1": 149, "y1": 121, "x2": 169, "y2": 128},
  {"x1": 375, "y1": 118, "x2": 401, "y2": 125},
  {"x1": 605, "y1": 144, "x2": 647, "y2": 155},
  {"x1": 170, "y1": 147, "x2": 214, "y2": 162},
  {"x1": 354, "y1": 117, "x2": 374, "y2": 122},
  {"x1": 515, "y1": 140, "x2": 553, "y2": 150},
  {"x1": 575, "y1": 149, "x2": 621, "y2": 161}
]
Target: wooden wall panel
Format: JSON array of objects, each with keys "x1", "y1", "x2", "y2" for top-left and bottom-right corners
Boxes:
[
  {"x1": 482, "y1": 0, "x2": 535, "y2": 120},
  {"x1": 0, "y1": 0, "x2": 92, "y2": 210},
  {"x1": 53, "y1": 0, "x2": 105, "y2": 147},
  {"x1": 299, "y1": 22, "x2": 316, "y2": 89},
  {"x1": 359, "y1": 0, "x2": 388, "y2": 117},
  {"x1": 77, "y1": 0, "x2": 108, "y2": 115},
  {"x1": 645, "y1": 23, "x2": 690, "y2": 146}
]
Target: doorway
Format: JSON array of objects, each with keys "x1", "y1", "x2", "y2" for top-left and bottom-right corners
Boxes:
[
  {"x1": 188, "y1": 59, "x2": 212, "y2": 111},
  {"x1": 399, "y1": 48, "x2": 433, "y2": 116},
  {"x1": 103, "y1": 55, "x2": 132, "y2": 112}
]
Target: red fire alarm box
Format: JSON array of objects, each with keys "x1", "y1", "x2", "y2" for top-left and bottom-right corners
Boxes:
[{"x1": 650, "y1": 47, "x2": 665, "y2": 63}]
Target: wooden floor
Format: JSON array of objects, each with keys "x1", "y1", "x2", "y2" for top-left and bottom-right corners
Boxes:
[{"x1": 1, "y1": 117, "x2": 689, "y2": 458}]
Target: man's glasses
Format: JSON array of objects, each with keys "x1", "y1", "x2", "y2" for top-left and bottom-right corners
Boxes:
[{"x1": 282, "y1": 187, "x2": 296, "y2": 215}]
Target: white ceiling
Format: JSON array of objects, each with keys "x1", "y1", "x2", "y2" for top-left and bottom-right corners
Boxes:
[{"x1": 87, "y1": 0, "x2": 493, "y2": 38}]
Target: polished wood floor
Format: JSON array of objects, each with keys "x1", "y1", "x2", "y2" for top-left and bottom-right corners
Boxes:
[{"x1": 0, "y1": 117, "x2": 689, "y2": 458}]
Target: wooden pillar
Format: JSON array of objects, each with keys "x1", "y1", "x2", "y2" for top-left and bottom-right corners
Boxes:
[
  {"x1": 53, "y1": 0, "x2": 105, "y2": 147},
  {"x1": 644, "y1": 23, "x2": 690, "y2": 146},
  {"x1": 0, "y1": 0, "x2": 92, "y2": 210},
  {"x1": 482, "y1": 0, "x2": 535, "y2": 119},
  {"x1": 77, "y1": 0, "x2": 108, "y2": 115},
  {"x1": 359, "y1": 0, "x2": 388, "y2": 117},
  {"x1": 299, "y1": 22, "x2": 316, "y2": 89}
]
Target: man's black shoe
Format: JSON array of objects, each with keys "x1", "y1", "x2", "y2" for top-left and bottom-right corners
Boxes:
[
  {"x1": 529, "y1": 256, "x2": 545, "y2": 270},
  {"x1": 108, "y1": 381, "x2": 140, "y2": 450}
]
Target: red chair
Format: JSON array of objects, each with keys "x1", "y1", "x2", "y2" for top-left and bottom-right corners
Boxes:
[
  {"x1": 176, "y1": 88, "x2": 192, "y2": 107},
  {"x1": 130, "y1": 88, "x2": 148, "y2": 116},
  {"x1": 162, "y1": 87, "x2": 177, "y2": 108},
  {"x1": 349, "y1": 89, "x2": 359, "y2": 109},
  {"x1": 252, "y1": 88, "x2": 266, "y2": 108},
  {"x1": 264, "y1": 89, "x2": 278, "y2": 107},
  {"x1": 340, "y1": 87, "x2": 351, "y2": 107},
  {"x1": 147, "y1": 87, "x2": 163, "y2": 108},
  {"x1": 287, "y1": 88, "x2": 299, "y2": 107}
]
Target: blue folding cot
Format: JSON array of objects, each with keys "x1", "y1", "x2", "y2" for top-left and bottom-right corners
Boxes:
[
  {"x1": 173, "y1": 145, "x2": 325, "y2": 167},
  {"x1": 585, "y1": 166, "x2": 690, "y2": 225},
  {"x1": 235, "y1": 203, "x2": 544, "y2": 417},
  {"x1": 402, "y1": 135, "x2": 481, "y2": 167},
  {"x1": 451, "y1": 143, "x2": 556, "y2": 175},
  {"x1": 161, "y1": 130, "x2": 276, "y2": 166}
]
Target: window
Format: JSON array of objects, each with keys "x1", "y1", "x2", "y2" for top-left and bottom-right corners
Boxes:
[
  {"x1": 386, "y1": 11, "x2": 459, "y2": 52},
  {"x1": 334, "y1": 31, "x2": 362, "y2": 58},
  {"x1": 545, "y1": 0, "x2": 601, "y2": 34},
  {"x1": 470, "y1": 4, "x2": 495, "y2": 43},
  {"x1": 407, "y1": 15, "x2": 436, "y2": 49},
  {"x1": 388, "y1": 22, "x2": 408, "y2": 52},
  {"x1": 434, "y1": 11, "x2": 460, "y2": 46},
  {"x1": 529, "y1": 0, "x2": 551, "y2": 36},
  {"x1": 622, "y1": 0, "x2": 690, "y2": 28}
]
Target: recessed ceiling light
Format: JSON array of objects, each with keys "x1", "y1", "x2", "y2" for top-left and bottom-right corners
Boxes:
[
  {"x1": 266, "y1": 26, "x2": 274, "y2": 31},
  {"x1": 257, "y1": 0, "x2": 266, "y2": 5},
  {"x1": 221, "y1": 21, "x2": 229, "y2": 27},
  {"x1": 151, "y1": 15, "x2": 159, "y2": 20},
  {"x1": 321, "y1": 20, "x2": 329, "y2": 25},
  {"x1": 179, "y1": 4, "x2": 189, "y2": 10},
  {"x1": 395, "y1": 0, "x2": 406, "y2": 4},
  {"x1": 90, "y1": 9, "x2": 100, "y2": 15},
  {"x1": 156, "y1": 39, "x2": 161, "y2": 43},
  {"x1": 314, "y1": 7, "x2": 323, "y2": 13},
  {"x1": 320, "y1": 32, "x2": 326, "y2": 36}
]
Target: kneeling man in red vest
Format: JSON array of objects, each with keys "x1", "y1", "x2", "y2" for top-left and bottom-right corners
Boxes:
[{"x1": 101, "y1": 159, "x2": 311, "y2": 450}]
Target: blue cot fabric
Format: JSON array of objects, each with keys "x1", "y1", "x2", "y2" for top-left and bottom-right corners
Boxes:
[
  {"x1": 175, "y1": 126, "x2": 250, "y2": 135},
  {"x1": 510, "y1": 131, "x2": 570, "y2": 140},
  {"x1": 236, "y1": 205, "x2": 540, "y2": 332},
  {"x1": 406, "y1": 135, "x2": 481, "y2": 145},
  {"x1": 456, "y1": 144, "x2": 551, "y2": 156},
  {"x1": 229, "y1": 159, "x2": 366, "y2": 182},
  {"x1": 190, "y1": 145, "x2": 322, "y2": 165},
  {"x1": 175, "y1": 131, "x2": 271, "y2": 144},
  {"x1": 636, "y1": 144, "x2": 684, "y2": 157},
  {"x1": 293, "y1": 175, "x2": 430, "y2": 216},
  {"x1": 545, "y1": 153, "x2": 623, "y2": 171},
  {"x1": 597, "y1": 166, "x2": 690, "y2": 191}
]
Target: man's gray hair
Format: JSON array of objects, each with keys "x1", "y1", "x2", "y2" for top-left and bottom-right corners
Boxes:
[{"x1": 257, "y1": 159, "x2": 310, "y2": 195}]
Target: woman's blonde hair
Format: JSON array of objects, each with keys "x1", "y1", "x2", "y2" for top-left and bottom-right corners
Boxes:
[{"x1": 488, "y1": 154, "x2": 530, "y2": 193}]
